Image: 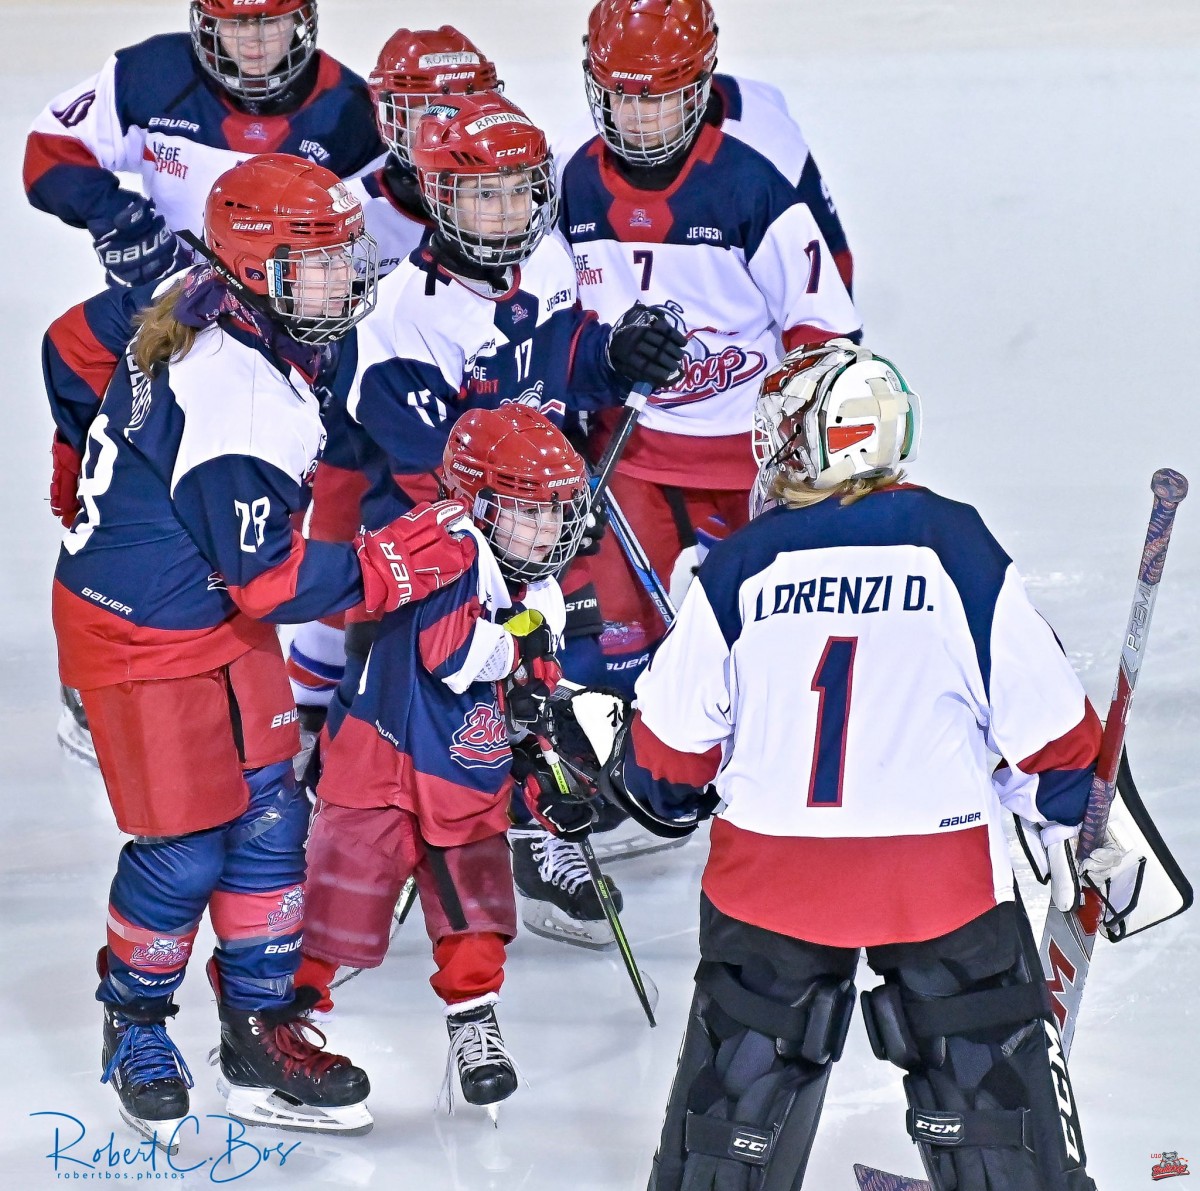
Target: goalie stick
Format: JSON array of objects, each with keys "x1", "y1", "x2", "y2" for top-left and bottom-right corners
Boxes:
[{"x1": 854, "y1": 467, "x2": 1189, "y2": 1191}]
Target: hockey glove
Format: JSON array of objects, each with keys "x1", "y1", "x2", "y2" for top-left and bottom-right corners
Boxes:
[
  {"x1": 355, "y1": 499, "x2": 476, "y2": 615},
  {"x1": 500, "y1": 608, "x2": 562, "y2": 731},
  {"x1": 49, "y1": 434, "x2": 83, "y2": 527},
  {"x1": 576, "y1": 495, "x2": 609, "y2": 557},
  {"x1": 1079, "y1": 830, "x2": 1146, "y2": 941},
  {"x1": 87, "y1": 194, "x2": 189, "y2": 288},
  {"x1": 606, "y1": 302, "x2": 688, "y2": 391},
  {"x1": 1014, "y1": 817, "x2": 1082, "y2": 912},
  {"x1": 511, "y1": 739, "x2": 597, "y2": 842}
]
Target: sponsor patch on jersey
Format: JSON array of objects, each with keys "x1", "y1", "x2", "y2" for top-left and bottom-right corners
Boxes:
[
  {"x1": 300, "y1": 139, "x2": 331, "y2": 163},
  {"x1": 52, "y1": 90, "x2": 96, "y2": 128},
  {"x1": 148, "y1": 116, "x2": 200, "y2": 133},
  {"x1": 449, "y1": 703, "x2": 511, "y2": 769},
  {"x1": 144, "y1": 142, "x2": 189, "y2": 180},
  {"x1": 419, "y1": 51, "x2": 481, "y2": 69},
  {"x1": 939, "y1": 811, "x2": 982, "y2": 828},
  {"x1": 629, "y1": 208, "x2": 653, "y2": 229},
  {"x1": 464, "y1": 112, "x2": 533, "y2": 136}
]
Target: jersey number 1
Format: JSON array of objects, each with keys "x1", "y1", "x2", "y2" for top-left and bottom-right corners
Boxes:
[{"x1": 808, "y1": 636, "x2": 856, "y2": 806}]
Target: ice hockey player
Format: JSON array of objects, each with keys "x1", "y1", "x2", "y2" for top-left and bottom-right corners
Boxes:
[
  {"x1": 284, "y1": 26, "x2": 503, "y2": 732},
  {"x1": 556, "y1": 0, "x2": 862, "y2": 694},
  {"x1": 297, "y1": 404, "x2": 602, "y2": 1111},
  {"x1": 49, "y1": 153, "x2": 477, "y2": 1145},
  {"x1": 24, "y1": 1, "x2": 382, "y2": 289},
  {"x1": 600, "y1": 340, "x2": 1136, "y2": 1190},
  {"x1": 314, "y1": 89, "x2": 687, "y2": 943}
]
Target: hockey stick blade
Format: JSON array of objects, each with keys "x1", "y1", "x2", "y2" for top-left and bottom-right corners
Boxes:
[
  {"x1": 853, "y1": 1164, "x2": 931, "y2": 1190},
  {"x1": 1039, "y1": 467, "x2": 1187, "y2": 1055}
]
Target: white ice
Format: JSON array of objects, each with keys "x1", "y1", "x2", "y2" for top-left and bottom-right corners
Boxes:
[{"x1": 1, "y1": 2, "x2": 1197, "y2": 1188}]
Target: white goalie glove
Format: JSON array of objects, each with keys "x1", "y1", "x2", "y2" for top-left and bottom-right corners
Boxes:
[
  {"x1": 1077, "y1": 827, "x2": 1147, "y2": 940},
  {"x1": 1014, "y1": 817, "x2": 1083, "y2": 912}
]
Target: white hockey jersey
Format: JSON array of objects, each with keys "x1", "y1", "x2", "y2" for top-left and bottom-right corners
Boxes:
[
  {"x1": 557, "y1": 73, "x2": 861, "y2": 489},
  {"x1": 345, "y1": 166, "x2": 431, "y2": 277},
  {"x1": 627, "y1": 485, "x2": 1102, "y2": 947}
]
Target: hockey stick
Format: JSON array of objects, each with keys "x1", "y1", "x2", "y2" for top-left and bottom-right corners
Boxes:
[
  {"x1": 605, "y1": 487, "x2": 677, "y2": 627},
  {"x1": 1039, "y1": 466, "x2": 1187, "y2": 1052},
  {"x1": 591, "y1": 381, "x2": 653, "y2": 504},
  {"x1": 854, "y1": 468, "x2": 1188, "y2": 1191}
]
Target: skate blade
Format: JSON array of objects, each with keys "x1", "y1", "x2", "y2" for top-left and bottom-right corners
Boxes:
[
  {"x1": 57, "y1": 709, "x2": 99, "y2": 767},
  {"x1": 589, "y1": 830, "x2": 691, "y2": 864},
  {"x1": 116, "y1": 1106, "x2": 185, "y2": 1156},
  {"x1": 486, "y1": 1104, "x2": 499, "y2": 1127},
  {"x1": 218, "y1": 1075, "x2": 373, "y2": 1136},
  {"x1": 520, "y1": 901, "x2": 617, "y2": 951}
]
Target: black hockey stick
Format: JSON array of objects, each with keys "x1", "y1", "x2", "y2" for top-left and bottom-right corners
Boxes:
[
  {"x1": 854, "y1": 468, "x2": 1189, "y2": 1191},
  {"x1": 591, "y1": 381, "x2": 653, "y2": 504}
]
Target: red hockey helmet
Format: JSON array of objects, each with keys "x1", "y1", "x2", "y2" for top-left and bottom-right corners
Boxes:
[
  {"x1": 204, "y1": 153, "x2": 378, "y2": 345},
  {"x1": 584, "y1": 0, "x2": 718, "y2": 166},
  {"x1": 368, "y1": 27, "x2": 501, "y2": 169},
  {"x1": 190, "y1": 0, "x2": 318, "y2": 102},
  {"x1": 412, "y1": 93, "x2": 558, "y2": 269},
  {"x1": 442, "y1": 404, "x2": 590, "y2": 583}
]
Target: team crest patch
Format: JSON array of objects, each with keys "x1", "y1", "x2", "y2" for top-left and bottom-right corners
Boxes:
[
  {"x1": 1151, "y1": 1152, "x2": 1191, "y2": 1181},
  {"x1": 653, "y1": 307, "x2": 767, "y2": 407},
  {"x1": 267, "y1": 886, "x2": 304, "y2": 933},
  {"x1": 449, "y1": 703, "x2": 511, "y2": 769},
  {"x1": 131, "y1": 936, "x2": 192, "y2": 969}
]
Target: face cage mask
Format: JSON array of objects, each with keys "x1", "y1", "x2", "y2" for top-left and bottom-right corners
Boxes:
[
  {"x1": 190, "y1": 6, "x2": 317, "y2": 102},
  {"x1": 426, "y1": 162, "x2": 559, "y2": 270},
  {"x1": 585, "y1": 70, "x2": 711, "y2": 167},
  {"x1": 474, "y1": 489, "x2": 589, "y2": 583},
  {"x1": 265, "y1": 234, "x2": 380, "y2": 346}
]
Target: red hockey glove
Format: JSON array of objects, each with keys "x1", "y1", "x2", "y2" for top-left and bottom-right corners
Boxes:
[
  {"x1": 511, "y1": 739, "x2": 597, "y2": 842},
  {"x1": 354, "y1": 499, "x2": 475, "y2": 614},
  {"x1": 50, "y1": 435, "x2": 83, "y2": 527},
  {"x1": 500, "y1": 608, "x2": 562, "y2": 731}
]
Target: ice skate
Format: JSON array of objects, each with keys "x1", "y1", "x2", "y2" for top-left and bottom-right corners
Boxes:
[
  {"x1": 213, "y1": 982, "x2": 372, "y2": 1135},
  {"x1": 441, "y1": 995, "x2": 519, "y2": 1120},
  {"x1": 57, "y1": 684, "x2": 98, "y2": 767},
  {"x1": 101, "y1": 999, "x2": 193, "y2": 1154},
  {"x1": 511, "y1": 827, "x2": 623, "y2": 949}
]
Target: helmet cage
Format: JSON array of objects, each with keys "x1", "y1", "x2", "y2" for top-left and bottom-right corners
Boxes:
[
  {"x1": 421, "y1": 161, "x2": 559, "y2": 269},
  {"x1": 472, "y1": 488, "x2": 590, "y2": 583},
  {"x1": 189, "y1": 2, "x2": 317, "y2": 103},
  {"x1": 584, "y1": 67, "x2": 711, "y2": 166},
  {"x1": 262, "y1": 234, "x2": 379, "y2": 345}
]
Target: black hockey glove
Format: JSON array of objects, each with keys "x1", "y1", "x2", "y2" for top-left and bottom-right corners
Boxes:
[
  {"x1": 576, "y1": 494, "x2": 609, "y2": 557},
  {"x1": 88, "y1": 194, "x2": 189, "y2": 288},
  {"x1": 500, "y1": 609, "x2": 562, "y2": 731},
  {"x1": 511, "y1": 739, "x2": 597, "y2": 842},
  {"x1": 606, "y1": 302, "x2": 687, "y2": 391}
]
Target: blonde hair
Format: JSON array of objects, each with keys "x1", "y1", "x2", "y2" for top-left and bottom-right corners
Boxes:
[
  {"x1": 772, "y1": 469, "x2": 904, "y2": 510},
  {"x1": 132, "y1": 281, "x2": 197, "y2": 376}
]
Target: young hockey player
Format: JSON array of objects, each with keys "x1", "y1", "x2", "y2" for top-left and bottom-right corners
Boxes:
[
  {"x1": 49, "y1": 154, "x2": 476, "y2": 1145},
  {"x1": 603, "y1": 340, "x2": 1137, "y2": 1190},
  {"x1": 557, "y1": 0, "x2": 862, "y2": 693},
  {"x1": 285, "y1": 25, "x2": 503, "y2": 727},
  {"x1": 24, "y1": 1, "x2": 382, "y2": 287},
  {"x1": 297, "y1": 403, "x2": 601, "y2": 1111}
]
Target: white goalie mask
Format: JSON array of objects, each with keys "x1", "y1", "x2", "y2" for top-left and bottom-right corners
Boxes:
[{"x1": 751, "y1": 339, "x2": 921, "y2": 516}]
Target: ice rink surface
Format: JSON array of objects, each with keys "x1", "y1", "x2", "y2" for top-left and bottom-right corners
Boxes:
[{"x1": 1, "y1": 2, "x2": 1197, "y2": 1188}]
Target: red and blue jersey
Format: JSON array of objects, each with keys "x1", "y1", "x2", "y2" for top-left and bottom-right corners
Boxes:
[
  {"x1": 318, "y1": 528, "x2": 566, "y2": 847},
  {"x1": 53, "y1": 315, "x2": 364, "y2": 690},
  {"x1": 25, "y1": 32, "x2": 382, "y2": 241}
]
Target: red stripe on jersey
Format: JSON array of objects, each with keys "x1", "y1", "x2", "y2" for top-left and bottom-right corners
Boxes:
[
  {"x1": 308, "y1": 460, "x2": 370, "y2": 543},
  {"x1": 47, "y1": 300, "x2": 118, "y2": 399},
  {"x1": 702, "y1": 817, "x2": 998, "y2": 947},
  {"x1": 833, "y1": 249, "x2": 854, "y2": 292},
  {"x1": 23, "y1": 130, "x2": 101, "y2": 192},
  {"x1": 781, "y1": 324, "x2": 845, "y2": 352},
  {"x1": 1018, "y1": 701, "x2": 1102, "y2": 773},
  {"x1": 631, "y1": 711, "x2": 721, "y2": 788},
  {"x1": 418, "y1": 598, "x2": 484, "y2": 675},
  {"x1": 226, "y1": 531, "x2": 307, "y2": 619}
]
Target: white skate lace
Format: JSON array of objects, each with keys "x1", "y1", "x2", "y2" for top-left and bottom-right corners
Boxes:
[
  {"x1": 437, "y1": 1013, "x2": 522, "y2": 1113},
  {"x1": 533, "y1": 834, "x2": 591, "y2": 894}
]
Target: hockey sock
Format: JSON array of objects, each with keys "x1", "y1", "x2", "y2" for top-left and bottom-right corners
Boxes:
[
  {"x1": 285, "y1": 620, "x2": 347, "y2": 710},
  {"x1": 431, "y1": 932, "x2": 508, "y2": 1005}
]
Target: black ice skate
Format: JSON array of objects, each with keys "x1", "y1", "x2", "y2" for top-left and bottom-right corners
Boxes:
[
  {"x1": 510, "y1": 826, "x2": 623, "y2": 949},
  {"x1": 441, "y1": 995, "x2": 519, "y2": 1121},
  {"x1": 213, "y1": 978, "x2": 372, "y2": 1135},
  {"x1": 101, "y1": 998, "x2": 193, "y2": 1154},
  {"x1": 57, "y1": 683, "x2": 98, "y2": 766}
]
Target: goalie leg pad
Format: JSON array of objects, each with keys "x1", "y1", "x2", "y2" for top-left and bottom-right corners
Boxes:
[
  {"x1": 648, "y1": 898, "x2": 857, "y2": 1191},
  {"x1": 865, "y1": 902, "x2": 1095, "y2": 1191}
]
